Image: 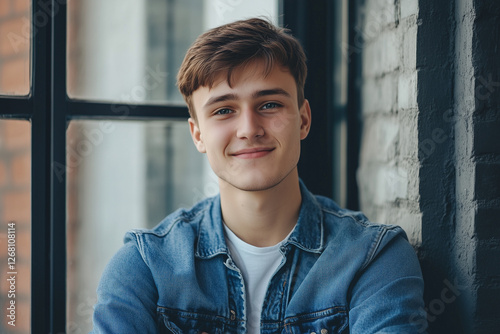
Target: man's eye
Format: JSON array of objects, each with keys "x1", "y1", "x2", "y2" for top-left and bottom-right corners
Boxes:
[
  {"x1": 261, "y1": 102, "x2": 281, "y2": 110},
  {"x1": 214, "y1": 109, "x2": 232, "y2": 115}
]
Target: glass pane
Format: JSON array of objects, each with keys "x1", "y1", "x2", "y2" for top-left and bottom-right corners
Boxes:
[
  {"x1": 0, "y1": 120, "x2": 31, "y2": 333},
  {"x1": 66, "y1": 119, "x2": 216, "y2": 332},
  {"x1": 67, "y1": 0, "x2": 280, "y2": 104},
  {"x1": 0, "y1": 0, "x2": 31, "y2": 95}
]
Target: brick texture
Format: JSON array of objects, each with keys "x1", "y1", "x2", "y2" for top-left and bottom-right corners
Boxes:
[
  {"x1": 400, "y1": 0, "x2": 418, "y2": 19},
  {"x1": 0, "y1": 119, "x2": 31, "y2": 334},
  {"x1": 1, "y1": 300, "x2": 30, "y2": 331},
  {"x1": 0, "y1": 18, "x2": 28, "y2": 57},
  {"x1": 471, "y1": 3, "x2": 500, "y2": 328},
  {"x1": 11, "y1": 151, "x2": 30, "y2": 185},
  {"x1": 475, "y1": 163, "x2": 500, "y2": 201},
  {"x1": 13, "y1": 0, "x2": 29, "y2": 14},
  {"x1": 0, "y1": 161, "x2": 6, "y2": 186},
  {"x1": 476, "y1": 286, "x2": 500, "y2": 319},
  {"x1": 0, "y1": 58, "x2": 29, "y2": 95},
  {"x1": 361, "y1": 74, "x2": 398, "y2": 114},
  {"x1": 2, "y1": 190, "x2": 31, "y2": 222},
  {"x1": 0, "y1": 0, "x2": 30, "y2": 96},
  {"x1": 4, "y1": 121, "x2": 30, "y2": 150},
  {"x1": 475, "y1": 207, "x2": 500, "y2": 239},
  {"x1": 474, "y1": 117, "x2": 500, "y2": 155},
  {"x1": 357, "y1": 0, "x2": 421, "y2": 245},
  {"x1": 0, "y1": 1, "x2": 10, "y2": 17}
]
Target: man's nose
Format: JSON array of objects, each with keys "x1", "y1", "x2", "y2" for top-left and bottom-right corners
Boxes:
[{"x1": 236, "y1": 108, "x2": 264, "y2": 139}]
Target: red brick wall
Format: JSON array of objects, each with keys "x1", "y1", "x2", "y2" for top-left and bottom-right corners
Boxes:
[
  {"x1": 0, "y1": 120, "x2": 31, "y2": 332},
  {"x1": 0, "y1": 0, "x2": 31, "y2": 332},
  {"x1": 0, "y1": 0, "x2": 29, "y2": 95}
]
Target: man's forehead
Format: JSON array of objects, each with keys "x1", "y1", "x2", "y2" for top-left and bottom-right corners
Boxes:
[
  {"x1": 209, "y1": 61, "x2": 292, "y2": 90},
  {"x1": 194, "y1": 69, "x2": 296, "y2": 102}
]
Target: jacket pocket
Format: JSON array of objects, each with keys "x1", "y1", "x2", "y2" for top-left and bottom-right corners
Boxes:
[
  {"x1": 283, "y1": 306, "x2": 348, "y2": 334},
  {"x1": 158, "y1": 307, "x2": 239, "y2": 334}
]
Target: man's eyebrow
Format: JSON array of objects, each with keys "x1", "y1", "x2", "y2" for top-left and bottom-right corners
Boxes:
[
  {"x1": 203, "y1": 93, "x2": 239, "y2": 109},
  {"x1": 203, "y1": 88, "x2": 292, "y2": 109},
  {"x1": 252, "y1": 88, "x2": 291, "y2": 99}
]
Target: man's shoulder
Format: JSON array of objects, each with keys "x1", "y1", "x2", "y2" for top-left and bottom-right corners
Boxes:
[
  {"x1": 125, "y1": 195, "x2": 217, "y2": 243},
  {"x1": 312, "y1": 194, "x2": 408, "y2": 244},
  {"x1": 309, "y1": 194, "x2": 414, "y2": 278},
  {"x1": 314, "y1": 195, "x2": 370, "y2": 225}
]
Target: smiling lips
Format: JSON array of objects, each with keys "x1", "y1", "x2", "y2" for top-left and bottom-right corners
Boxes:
[{"x1": 231, "y1": 147, "x2": 275, "y2": 159}]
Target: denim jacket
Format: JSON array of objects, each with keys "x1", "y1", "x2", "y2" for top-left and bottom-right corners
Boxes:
[{"x1": 91, "y1": 182, "x2": 426, "y2": 333}]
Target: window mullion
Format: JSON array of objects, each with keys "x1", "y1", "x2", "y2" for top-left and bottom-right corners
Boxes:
[
  {"x1": 51, "y1": 0, "x2": 68, "y2": 332},
  {"x1": 0, "y1": 97, "x2": 32, "y2": 118},
  {"x1": 30, "y1": 0, "x2": 52, "y2": 332},
  {"x1": 67, "y1": 100, "x2": 189, "y2": 120}
]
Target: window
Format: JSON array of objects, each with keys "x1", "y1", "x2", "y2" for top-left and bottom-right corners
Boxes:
[
  {"x1": 66, "y1": 1, "x2": 280, "y2": 332},
  {"x1": 0, "y1": 1, "x2": 348, "y2": 332},
  {"x1": 0, "y1": 120, "x2": 31, "y2": 333},
  {"x1": 0, "y1": 1, "x2": 31, "y2": 332},
  {"x1": 0, "y1": 0, "x2": 30, "y2": 96}
]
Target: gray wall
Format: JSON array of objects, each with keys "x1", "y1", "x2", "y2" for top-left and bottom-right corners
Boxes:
[{"x1": 356, "y1": 0, "x2": 500, "y2": 332}]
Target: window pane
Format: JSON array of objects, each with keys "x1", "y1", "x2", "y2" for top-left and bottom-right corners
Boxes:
[
  {"x1": 66, "y1": 119, "x2": 216, "y2": 332},
  {"x1": 67, "y1": 0, "x2": 280, "y2": 104},
  {"x1": 0, "y1": 120, "x2": 31, "y2": 333},
  {"x1": 0, "y1": 0, "x2": 31, "y2": 96}
]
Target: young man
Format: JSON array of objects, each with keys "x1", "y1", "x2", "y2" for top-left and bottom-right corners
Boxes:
[{"x1": 92, "y1": 18, "x2": 426, "y2": 333}]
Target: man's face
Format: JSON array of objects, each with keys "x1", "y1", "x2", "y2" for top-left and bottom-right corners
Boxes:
[{"x1": 189, "y1": 61, "x2": 311, "y2": 192}]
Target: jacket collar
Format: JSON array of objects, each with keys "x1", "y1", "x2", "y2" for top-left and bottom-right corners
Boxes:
[
  {"x1": 195, "y1": 180, "x2": 324, "y2": 259},
  {"x1": 285, "y1": 180, "x2": 324, "y2": 253}
]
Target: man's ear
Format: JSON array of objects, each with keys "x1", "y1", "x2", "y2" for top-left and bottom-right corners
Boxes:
[
  {"x1": 188, "y1": 118, "x2": 206, "y2": 153},
  {"x1": 299, "y1": 99, "x2": 312, "y2": 140}
]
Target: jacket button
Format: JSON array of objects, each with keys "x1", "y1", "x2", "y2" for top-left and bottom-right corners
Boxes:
[
  {"x1": 230, "y1": 310, "x2": 236, "y2": 321},
  {"x1": 321, "y1": 330, "x2": 328, "y2": 334},
  {"x1": 311, "y1": 332, "x2": 316, "y2": 334}
]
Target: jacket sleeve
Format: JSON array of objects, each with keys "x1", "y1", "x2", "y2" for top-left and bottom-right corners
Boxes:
[
  {"x1": 348, "y1": 228, "x2": 428, "y2": 334},
  {"x1": 91, "y1": 238, "x2": 159, "y2": 333}
]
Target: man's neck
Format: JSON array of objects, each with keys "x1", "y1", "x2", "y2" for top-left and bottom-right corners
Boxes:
[{"x1": 219, "y1": 170, "x2": 302, "y2": 247}]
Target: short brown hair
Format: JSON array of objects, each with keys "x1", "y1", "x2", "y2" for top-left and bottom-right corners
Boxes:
[{"x1": 177, "y1": 17, "x2": 307, "y2": 121}]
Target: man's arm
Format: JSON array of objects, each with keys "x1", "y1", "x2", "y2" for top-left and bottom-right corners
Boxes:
[
  {"x1": 91, "y1": 240, "x2": 159, "y2": 333},
  {"x1": 348, "y1": 232, "x2": 427, "y2": 333}
]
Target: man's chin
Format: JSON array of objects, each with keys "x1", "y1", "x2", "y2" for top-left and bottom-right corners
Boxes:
[
  {"x1": 217, "y1": 171, "x2": 294, "y2": 193},
  {"x1": 220, "y1": 180, "x2": 278, "y2": 192}
]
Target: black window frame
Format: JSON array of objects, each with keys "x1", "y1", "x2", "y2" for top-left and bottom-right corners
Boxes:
[{"x1": 0, "y1": 0, "x2": 355, "y2": 332}]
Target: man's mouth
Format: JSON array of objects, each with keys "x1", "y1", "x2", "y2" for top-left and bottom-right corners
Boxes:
[{"x1": 231, "y1": 147, "x2": 275, "y2": 159}]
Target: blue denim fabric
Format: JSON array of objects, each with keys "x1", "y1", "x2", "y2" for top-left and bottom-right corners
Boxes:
[{"x1": 91, "y1": 181, "x2": 427, "y2": 333}]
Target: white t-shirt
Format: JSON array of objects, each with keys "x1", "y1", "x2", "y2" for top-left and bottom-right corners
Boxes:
[{"x1": 223, "y1": 225, "x2": 291, "y2": 334}]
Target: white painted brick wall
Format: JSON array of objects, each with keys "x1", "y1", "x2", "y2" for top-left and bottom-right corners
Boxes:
[
  {"x1": 361, "y1": 74, "x2": 398, "y2": 114},
  {"x1": 359, "y1": 116, "x2": 399, "y2": 163},
  {"x1": 357, "y1": 0, "x2": 421, "y2": 245},
  {"x1": 398, "y1": 110, "x2": 418, "y2": 158},
  {"x1": 400, "y1": 0, "x2": 419, "y2": 19},
  {"x1": 362, "y1": 29, "x2": 400, "y2": 77},
  {"x1": 398, "y1": 71, "x2": 418, "y2": 109},
  {"x1": 402, "y1": 23, "x2": 417, "y2": 70},
  {"x1": 361, "y1": 0, "x2": 398, "y2": 40}
]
